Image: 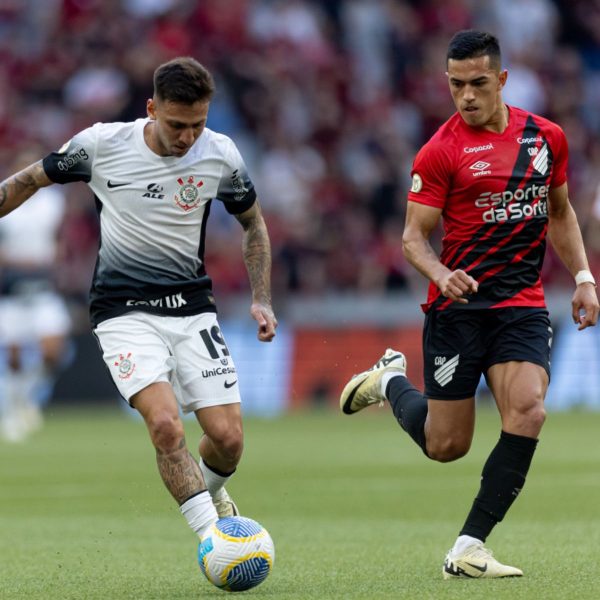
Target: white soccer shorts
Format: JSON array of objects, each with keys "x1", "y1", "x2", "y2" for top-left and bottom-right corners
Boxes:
[
  {"x1": 94, "y1": 311, "x2": 241, "y2": 413},
  {"x1": 0, "y1": 291, "x2": 71, "y2": 345}
]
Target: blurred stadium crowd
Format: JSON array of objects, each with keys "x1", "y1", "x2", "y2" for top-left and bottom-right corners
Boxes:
[{"x1": 1, "y1": 0, "x2": 600, "y2": 332}]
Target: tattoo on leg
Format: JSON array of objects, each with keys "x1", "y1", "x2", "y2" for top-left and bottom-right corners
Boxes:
[{"x1": 156, "y1": 437, "x2": 205, "y2": 504}]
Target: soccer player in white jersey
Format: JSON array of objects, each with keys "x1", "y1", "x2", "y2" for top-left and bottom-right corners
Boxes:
[
  {"x1": 0, "y1": 151, "x2": 71, "y2": 442},
  {"x1": 0, "y1": 57, "x2": 277, "y2": 541}
]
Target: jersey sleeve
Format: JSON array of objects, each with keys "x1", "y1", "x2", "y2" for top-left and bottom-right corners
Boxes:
[
  {"x1": 549, "y1": 124, "x2": 568, "y2": 188},
  {"x1": 42, "y1": 125, "x2": 98, "y2": 184},
  {"x1": 214, "y1": 139, "x2": 257, "y2": 214},
  {"x1": 407, "y1": 139, "x2": 453, "y2": 209}
]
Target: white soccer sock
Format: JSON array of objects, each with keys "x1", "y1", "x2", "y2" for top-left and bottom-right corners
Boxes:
[
  {"x1": 199, "y1": 460, "x2": 233, "y2": 500},
  {"x1": 380, "y1": 372, "x2": 406, "y2": 398},
  {"x1": 1, "y1": 372, "x2": 30, "y2": 437},
  {"x1": 16, "y1": 365, "x2": 45, "y2": 431},
  {"x1": 451, "y1": 534, "x2": 483, "y2": 557},
  {"x1": 180, "y1": 491, "x2": 218, "y2": 538},
  {"x1": 0, "y1": 373, "x2": 21, "y2": 441}
]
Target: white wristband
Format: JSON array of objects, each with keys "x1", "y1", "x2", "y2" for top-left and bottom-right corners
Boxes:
[{"x1": 575, "y1": 270, "x2": 596, "y2": 287}]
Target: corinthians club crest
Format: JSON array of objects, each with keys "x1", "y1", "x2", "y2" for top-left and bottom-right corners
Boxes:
[
  {"x1": 174, "y1": 175, "x2": 204, "y2": 211},
  {"x1": 114, "y1": 352, "x2": 135, "y2": 380}
]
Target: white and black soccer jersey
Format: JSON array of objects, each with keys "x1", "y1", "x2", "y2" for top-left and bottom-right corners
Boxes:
[{"x1": 43, "y1": 119, "x2": 256, "y2": 327}]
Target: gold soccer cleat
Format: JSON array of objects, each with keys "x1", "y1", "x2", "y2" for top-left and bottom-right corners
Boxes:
[
  {"x1": 442, "y1": 543, "x2": 523, "y2": 579},
  {"x1": 340, "y1": 348, "x2": 406, "y2": 415},
  {"x1": 212, "y1": 487, "x2": 239, "y2": 518}
]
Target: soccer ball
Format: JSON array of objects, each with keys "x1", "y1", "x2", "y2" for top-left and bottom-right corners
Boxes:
[{"x1": 198, "y1": 516, "x2": 275, "y2": 592}]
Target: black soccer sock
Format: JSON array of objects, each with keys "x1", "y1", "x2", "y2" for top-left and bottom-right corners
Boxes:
[
  {"x1": 460, "y1": 430, "x2": 538, "y2": 542},
  {"x1": 386, "y1": 376, "x2": 428, "y2": 454}
]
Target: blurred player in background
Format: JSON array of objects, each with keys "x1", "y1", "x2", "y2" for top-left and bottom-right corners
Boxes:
[
  {"x1": 340, "y1": 30, "x2": 599, "y2": 579},
  {"x1": 0, "y1": 149, "x2": 71, "y2": 443},
  {"x1": 0, "y1": 57, "x2": 277, "y2": 543}
]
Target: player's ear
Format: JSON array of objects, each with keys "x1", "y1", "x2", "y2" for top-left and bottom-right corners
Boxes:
[
  {"x1": 147, "y1": 98, "x2": 156, "y2": 120},
  {"x1": 498, "y1": 69, "x2": 508, "y2": 89}
]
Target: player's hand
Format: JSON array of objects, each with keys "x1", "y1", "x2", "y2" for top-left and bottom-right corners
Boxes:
[
  {"x1": 250, "y1": 302, "x2": 277, "y2": 342},
  {"x1": 572, "y1": 282, "x2": 599, "y2": 330},
  {"x1": 438, "y1": 269, "x2": 478, "y2": 304}
]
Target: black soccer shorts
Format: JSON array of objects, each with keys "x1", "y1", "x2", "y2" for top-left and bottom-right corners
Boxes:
[{"x1": 422, "y1": 307, "x2": 552, "y2": 400}]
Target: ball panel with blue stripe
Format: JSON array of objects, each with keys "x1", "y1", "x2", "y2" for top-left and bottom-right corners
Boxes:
[{"x1": 198, "y1": 516, "x2": 275, "y2": 592}]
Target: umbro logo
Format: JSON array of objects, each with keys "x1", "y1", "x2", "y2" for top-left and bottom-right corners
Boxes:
[
  {"x1": 107, "y1": 180, "x2": 130, "y2": 188},
  {"x1": 469, "y1": 161, "x2": 491, "y2": 177},
  {"x1": 224, "y1": 380, "x2": 237, "y2": 389},
  {"x1": 433, "y1": 354, "x2": 460, "y2": 387}
]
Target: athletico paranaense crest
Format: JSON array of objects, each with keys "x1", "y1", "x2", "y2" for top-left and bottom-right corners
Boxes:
[{"x1": 174, "y1": 175, "x2": 204, "y2": 211}]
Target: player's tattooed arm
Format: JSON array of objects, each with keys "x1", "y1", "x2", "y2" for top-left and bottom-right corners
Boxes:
[
  {"x1": 0, "y1": 160, "x2": 52, "y2": 217},
  {"x1": 235, "y1": 200, "x2": 278, "y2": 341},
  {"x1": 236, "y1": 199, "x2": 273, "y2": 305}
]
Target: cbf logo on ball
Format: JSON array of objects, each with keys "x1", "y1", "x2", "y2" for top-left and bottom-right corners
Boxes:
[{"x1": 174, "y1": 175, "x2": 204, "y2": 211}]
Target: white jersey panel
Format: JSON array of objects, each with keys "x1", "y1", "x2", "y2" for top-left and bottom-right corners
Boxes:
[{"x1": 43, "y1": 119, "x2": 256, "y2": 325}]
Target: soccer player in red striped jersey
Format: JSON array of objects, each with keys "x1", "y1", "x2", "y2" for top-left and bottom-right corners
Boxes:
[{"x1": 340, "y1": 30, "x2": 599, "y2": 579}]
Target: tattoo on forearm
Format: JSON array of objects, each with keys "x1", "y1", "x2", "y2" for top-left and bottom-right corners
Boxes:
[
  {"x1": 242, "y1": 217, "x2": 272, "y2": 304},
  {"x1": 156, "y1": 437, "x2": 204, "y2": 504},
  {"x1": 0, "y1": 161, "x2": 47, "y2": 213}
]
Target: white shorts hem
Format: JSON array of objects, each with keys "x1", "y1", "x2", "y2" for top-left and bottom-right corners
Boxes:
[
  {"x1": 125, "y1": 375, "x2": 171, "y2": 405},
  {"x1": 183, "y1": 396, "x2": 241, "y2": 414}
]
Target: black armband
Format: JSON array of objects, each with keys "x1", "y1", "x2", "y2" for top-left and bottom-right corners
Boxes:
[
  {"x1": 223, "y1": 188, "x2": 257, "y2": 214},
  {"x1": 43, "y1": 145, "x2": 92, "y2": 184}
]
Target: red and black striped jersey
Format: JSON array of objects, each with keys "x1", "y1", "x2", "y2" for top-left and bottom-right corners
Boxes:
[{"x1": 408, "y1": 105, "x2": 568, "y2": 313}]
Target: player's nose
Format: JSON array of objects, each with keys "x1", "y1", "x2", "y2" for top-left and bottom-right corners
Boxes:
[
  {"x1": 463, "y1": 86, "x2": 476, "y2": 101},
  {"x1": 180, "y1": 129, "x2": 195, "y2": 146}
]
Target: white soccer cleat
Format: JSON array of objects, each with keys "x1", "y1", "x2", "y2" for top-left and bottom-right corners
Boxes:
[
  {"x1": 340, "y1": 348, "x2": 406, "y2": 415},
  {"x1": 212, "y1": 487, "x2": 239, "y2": 518},
  {"x1": 0, "y1": 416, "x2": 28, "y2": 443},
  {"x1": 442, "y1": 543, "x2": 523, "y2": 579}
]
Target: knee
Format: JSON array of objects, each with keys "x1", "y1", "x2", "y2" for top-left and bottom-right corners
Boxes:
[
  {"x1": 524, "y1": 403, "x2": 546, "y2": 431},
  {"x1": 504, "y1": 383, "x2": 547, "y2": 435},
  {"x1": 426, "y1": 437, "x2": 471, "y2": 463},
  {"x1": 209, "y1": 424, "x2": 244, "y2": 463},
  {"x1": 507, "y1": 401, "x2": 546, "y2": 435},
  {"x1": 146, "y1": 411, "x2": 185, "y2": 453}
]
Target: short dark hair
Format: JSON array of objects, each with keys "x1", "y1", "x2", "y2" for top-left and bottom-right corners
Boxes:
[
  {"x1": 153, "y1": 57, "x2": 215, "y2": 104},
  {"x1": 446, "y1": 30, "x2": 501, "y2": 70}
]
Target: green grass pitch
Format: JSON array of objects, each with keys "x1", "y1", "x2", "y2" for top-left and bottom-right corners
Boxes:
[{"x1": 1, "y1": 406, "x2": 599, "y2": 599}]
